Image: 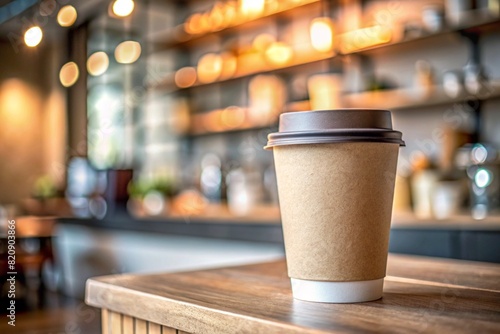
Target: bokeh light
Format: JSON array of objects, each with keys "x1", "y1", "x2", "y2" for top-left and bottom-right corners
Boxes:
[
  {"x1": 265, "y1": 42, "x2": 293, "y2": 66},
  {"x1": 475, "y1": 168, "x2": 492, "y2": 188},
  {"x1": 114, "y1": 41, "x2": 141, "y2": 64},
  {"x1": 59, "y1": 62, "x2": 79, "y2": 87},
  {"x1": 197, "y1": 53, "x2": 223, "y2": 83},
  {"x1": 310, "y1": 17, "x2": 334, "y2": 52},
  {"x1": 112, "y1": 0, "x2": 135, "y2": 17},
  {"x1": 175, "y1": 67, "x2": 197, "y2": 88},
  {"x1": 240, "y1": 0, "x2": 265, "y2": 17},
  {"x1": 87, "y1": 52, "x2": 109, "y2": 76},
  {"x1": 57, "y1": 5, "x2": 78, "y2": 27},
  {"x1": 24, "y1": 26, "x2": 43, "y2": 47}
]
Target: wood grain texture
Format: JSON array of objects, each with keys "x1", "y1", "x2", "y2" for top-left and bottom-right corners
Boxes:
[
  {"x1": 102, "y1": 312, "x2": 177, "y2": 334},
  {"x1": 148, "y1": 322, "x2": 161, "y2": 334},
  {"x1": 87, "y1": 255, "x2": 500, "y2": 334},
  {"x1": 134, "y1": 319, "x2": 147, "y2": 334},
  {"x1": 387, "y1": 254, "x2": 500, "y2": 292},
  {"x1": 122, "y1": 315, "x2": 134, "y2": 334},
  {"x1": 109, "y1": 311, "x2": 121, "y2": 334},
  {"x1": 101, "y1": 309, "x2": 108, "y2": 334},
  {"x1": 163, "y1": 326, "x2": 178, "y2": 333}
]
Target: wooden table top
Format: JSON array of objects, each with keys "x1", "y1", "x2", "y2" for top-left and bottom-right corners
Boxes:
[{"x1": 86, "y1": 254, "x2": 500, "y2": 333}]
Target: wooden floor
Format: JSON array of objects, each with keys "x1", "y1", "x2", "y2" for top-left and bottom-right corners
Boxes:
[{"x1": 0, "y1": 291, "x2": 101, "y2": 334}]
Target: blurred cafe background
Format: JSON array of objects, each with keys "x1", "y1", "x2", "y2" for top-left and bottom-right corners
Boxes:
[{"x1": 0, "y1": 0, "x2": 499, "y2": 331}]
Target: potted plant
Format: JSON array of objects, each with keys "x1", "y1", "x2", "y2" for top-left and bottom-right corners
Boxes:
[
  {"x1": 24, "y1": 175, "x2": 70, "y2": 216},
  {"x1": 127, "y1": 178, "x2": 175, "y2": 217}
]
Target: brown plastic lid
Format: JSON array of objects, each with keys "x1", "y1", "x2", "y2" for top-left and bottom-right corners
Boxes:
[{"x1": 265, "y1": 109, "x2": 405, "y2": 149}]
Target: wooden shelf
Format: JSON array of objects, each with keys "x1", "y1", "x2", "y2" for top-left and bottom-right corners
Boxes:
[
  {"x1": 343, "y1": 81, "x2": 500, "y2": 110},
  {"x1": 185, "y1": 99, "x2": 312, "y2": 137},
  {"x1": 148, "y1": 15, "x2": 500, "y2": 94},
  {"x1": 150, "y1": 3, "x2": 498, "y2": 53},
  {"x1": 189, "y1": 123, "x2": 277, "y2": 137},
  {"x1": 149, "y1": 51, "x2": 334, "y2": 92},
  {"x1": 348, "y1": 15, "x2": 500, "y2": 55},
  {"x1": 177, "y1": 80, "x2": 500, "y2": 137},
  {"x1": 149, "y1": 0, "x2": 321, "y2": 49},
  {"x1": 152, "y1": 81, "x2": 500, "y2": 138},
  {"x1": 145, "y1": 10, "x2": 500, "y2": 135}
]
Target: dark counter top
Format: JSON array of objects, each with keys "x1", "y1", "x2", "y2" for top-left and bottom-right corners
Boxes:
[
  {"x1": 57, "y1": 212, "x2": 500, "y2": 263},
  {"x1": 57, "y1": 214, "x2": 284, "y2": 243}
]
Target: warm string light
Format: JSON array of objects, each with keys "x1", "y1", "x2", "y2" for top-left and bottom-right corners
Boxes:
[
  {"x1": 59, "y1": 62, "x2": 79, "y2": 87},
  {"x1": 185, "y1": 13, "x2": 201, "y2": 34},
  {"x1": 248, "y1": 75, "x2": 286, "y2": 125},
  {"x1": 197, "y1": 53, "x2": 223, "y2": 84},
  {"x1": 175, "y1": 67, "x2": 197, "y2": 88},
  {"x1": 112, "y1": 0, "x2": 135, "y2": 17},
  {"x1": 219, "y1": 52, "x2": 237, "y2": 80},
  {"x1": 220, "y1": 106, "x2": 245, "y2": 129},
  {"x1": 253, "y1": 33, "x2": 276, "y2": 52},
  {"x1": 310, "y1": 17, "x2": 335, "y2": 52},
  {"x1": 264, "y1": 42, "x2": 293, "y2": 66},
  {"x1": 25, "y1": 2, "x2": 140, "y2": 90},
  {"x1": 87, "y1": 52, "x2": 109, "y2": 76},
  {"x1": 24, "y1": 26, "x2": 43, "y2": 47},
  {"x1": 240, "y1": 0, "x2": 265, "y2": 17},
  {"x1": 183, "y1": 0, "x2": 317, "y2": 35},
  {"x1": 307, "y1": 74, "x2": 343, "y2": 110},
  {"x1": 114, "y1": 41, "x2": 141, "y2": 64},
  {"x1": 208, "y1": 2, "x2": 225, "y2": 31},
  {"x1": 57, "y1": 5, "x2": 78, "y2": 27},
  {"x1": 23, "y1": 0, "x2": 327, "y2": 91},
  {"x1": 53, "y1": 0, "x2": 329, "y2": 91}
]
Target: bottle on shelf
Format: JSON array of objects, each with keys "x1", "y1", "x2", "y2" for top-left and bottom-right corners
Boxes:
[
  {"x1": 225, "y1": 139, "x2": 265, "y2": 217},
  {"x1": 200, "y1": 153, "x2": 223, "y2": 203},
  {"x1": 456, "y1": 143, "x2": 500, "y2": 220}
]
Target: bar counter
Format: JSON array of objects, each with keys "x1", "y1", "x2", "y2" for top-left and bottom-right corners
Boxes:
[
  {"x1": 86, "y1": 254, "x2": 500, "y2": 333},
  {"x1": 58, "y1": 211, "x2": 500, "y2": 262}
]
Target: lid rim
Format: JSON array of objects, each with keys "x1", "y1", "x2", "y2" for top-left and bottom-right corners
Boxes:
[
  {"x1": 271, "y1": 128, "x2": 401, "y2": 135},
  {"x1": 266, "y1": 109, "x2": 404, "y2": 149},
  {"x1": 265, "y1": 137, "x2": 405, "y2": 150}
]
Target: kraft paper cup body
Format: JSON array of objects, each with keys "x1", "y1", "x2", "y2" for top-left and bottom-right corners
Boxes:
[
  {"x1": 273, "y1": 142, "x2": 399, "y2": 303},
  {"x1": 266, "y1": 109, "x2": 404, "y2": 303}
]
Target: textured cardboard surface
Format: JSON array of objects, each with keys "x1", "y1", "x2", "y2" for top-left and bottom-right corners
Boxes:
[{"x1": 274, "y1": 142, "x2": 399, "y2": 281}]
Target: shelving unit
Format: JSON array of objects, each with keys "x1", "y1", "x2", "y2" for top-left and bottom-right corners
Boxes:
[
  {"x1": 150, "y1": 50, "x2": 335, "y2": 91},
  {"x1": 138, "y1": 19, "x2": 500, "y2": 158},
  {"x1": 184, "y1": 81, "x2": 500, "y2": 137},
  {"x1": 135, "y1": 0, "x2": 500, "y2": 197},
  {"x1": 343, "y1": 81, "x2": 500, "y2": 111},
  {"x1": 177, "y1": 15, "x2": 498, "y2": 136},
  {"x1": 345, "y1": 13, "x2": 500, "y2": 55},
  {"x1": 149, "y1": 0, "x2": 322, "y2": 50},
  {"x1": 148, "y1": 15, "x2": 500, "y2": 94}
]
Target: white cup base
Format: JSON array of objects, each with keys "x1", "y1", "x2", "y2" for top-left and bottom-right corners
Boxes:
[{"x1": 291, "y1": 277, "x2": 384, "y2": 303}]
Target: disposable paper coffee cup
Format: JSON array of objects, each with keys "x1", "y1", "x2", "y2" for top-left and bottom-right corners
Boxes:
[{"x1": 265, "y1": 109, "x2": 404, "y2": 303}]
